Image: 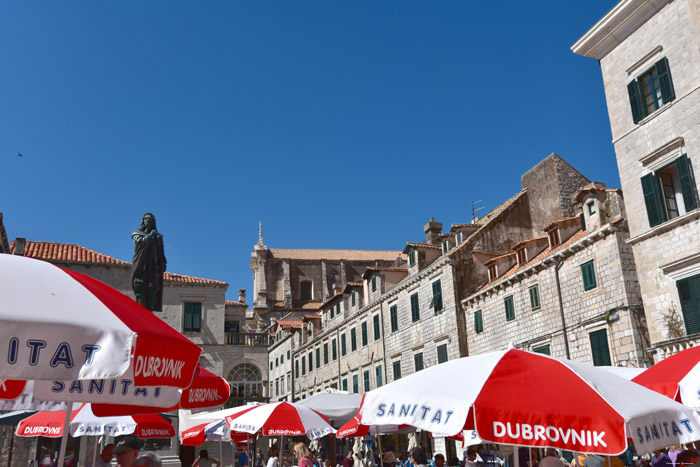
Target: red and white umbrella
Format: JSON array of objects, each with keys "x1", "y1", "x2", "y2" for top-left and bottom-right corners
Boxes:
[
  {"x1": 632, "y1": 347, "x2": 700, "y2": 408},
  {"x1": 181, "y1": 420, "x2": 252, "y2": 446},
  {"x1": 0, "y1": 254, "x2": 201, "y2": 387},
  {"x1": 16, "y1": 404, "x2": 174, "y2": 438},
  {"x1": 336, "y1": 415, "x2": 410, "y2": 438},
  {"x1": 356, "y1": 349, "x2": 700, "y2": 455},
  {"x1": 224, "y1": 401, "x2": 336, "y2": 439}
]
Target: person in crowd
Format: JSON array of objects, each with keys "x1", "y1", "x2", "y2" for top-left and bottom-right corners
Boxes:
[
  {"x1": 324, "y1": 458, "x2": 333, "y2": 467},
  {"x1": 254, "y1": 449, "x2": 264, "y2": 467},
  {"x1": 295, "y1": 443, "x2": 313, "y2": 467},
  {"x1": 410, "y1": 447, "x2": 428, "y2": 467},
  {"x1": 239, "y1": 450, "x2": 250, "y2": 467},
  {"x1": 465, "y1": 450, "x2": 480, "y2": 467},
  {"x1": 267, "y1": 448, "x2": 280, "y2": 467},
  {"x1": 652, "y1": 449, "x2": 673, "y2": 467},
  {"x1": 135, "y1": 453, "x2": 162, "y2": 467},
  {"x1": 539, "y1": 449, "x2": 564, "y2": 467},
  {"x1": 434, "y1": 454, "x2": 445, "y2": 467},
  {"x1": 343, "y1": 451, "x2": 354, "y2": 467},
  {"x1": 88, "y1": 444, "x2": 116, "y2": 467},
  {"x1": 383, "y1": 451, "x2": 397, "y2": 467},
  {"x1": 675, "y1": 450, "x2": 699, "y2": 467},
  {"x1": 582, "y1": 454, "x2": 604, "y2": 467},
  {"x1": 447, "y1": 457, "x2": 461, "y2": 467},
  {"x1": 193, "y1": 449, "x2": 220, "y2": 467},
  {"x1": 113, "y1": 436, "x2": 141, "y2": 467},
  {"x1": 312, "y1": 452, "x2": 321, "y2": 467}
]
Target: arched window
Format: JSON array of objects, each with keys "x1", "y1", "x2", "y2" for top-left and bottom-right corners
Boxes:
[{"x1": 228, "y1": 363, "x2": 264, "y2": 399}]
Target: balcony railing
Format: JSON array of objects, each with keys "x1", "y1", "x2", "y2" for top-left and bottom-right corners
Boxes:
[
  {"x1": 651, "y1": 334, "x2": 700, "y2": 361},
  {"x1": 226, "y1": 332, "x2": 269, "y2": 347}
]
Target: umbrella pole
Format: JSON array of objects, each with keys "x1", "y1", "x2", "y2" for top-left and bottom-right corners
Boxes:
[
  {"x1": 8, "y1": 427, "x2": 14, "y2": 467},
  {"x1": 220, "y1": 439, "x2": 223, "y2": 466},
  {"x1": 92, "y1": 436, "x2": 100, "y2": 465},
  {"x1": 56, "y1": 403, "x2": 74, "y2": 467}
]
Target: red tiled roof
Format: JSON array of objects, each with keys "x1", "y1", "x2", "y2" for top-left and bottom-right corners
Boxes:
[
  {"x1": 543, "y1": 217, "x2": 580, "y2": 231},
  {"x1": 164, "y1": 272, "x2": 227, "y2": 287},
  {"x1": 226, "y1": 300, "x2": 246, "y2": 306},
  {"x1": 366, "y1": 267, "x2": 408, "y2": 273},
  {"x1": 12, "y1": 240, "x2": 129, "y2": 265},
  {"x1": 574, "y1": 186, "x2": 622, "y2": 204},
  {"x1": 403, "y1": 242, "x2": 441, "y2": 253},
  {"x1": 346, "y1": 282, "x2": 362, "y2": 287},
  {"x1": 271, "y1": 301, "x2": 322, "y2": 310},
  {"x1": 304, "y1": 313, "x2": 322, "y2": 320},
  {"x1": 277, "y1": 319, "x2": 303, "y2": 330},
  {"x1": 512, "y1": 236, "x2": 548, "y2": 250},
  {"x1": 269, "y1": 249, "x2": 404, "y2": 262},
  {"x1": 484, "y1": 252, "x2": 516, "y2": 266}
]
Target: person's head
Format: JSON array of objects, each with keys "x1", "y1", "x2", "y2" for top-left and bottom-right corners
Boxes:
[
  {"x1": 410, "y1": 448, "x2": 428, "y2": 466},
  {"x1": 101, "y1": 444, "x2": 116, "y2": 462},
  {"x1": 676, "y1": 450, "x2": 699, "y2": 466},
  {"x1": 135, "y1": 453, "x2": 161, "y2": 467},
  {"x1": 199, "y1": 450, "x2": 210, "y2": 459},
  {"x1": 545, "y1": 449, "x2": 558, "y2": 459},
  {"x1": 384, "y1": 451, "x2": 397, "y2": 465},
  {"x1": 114, "y1": 436, "x2": 141, "y2": 467},
  {"x1": 347, "y1": 451, "x2": 354, "y2": 458},
  {"x1": 326, "y1": 458, "x2": 332, "y2": 466},
  {"x1": 258, "y1": 449, "x2": 263, "y2": 455},
  {"x1": 467, "y1": 449, "x2": 478, "y2": 461},
  {"x1": 141, "y1": 213, "x2": 156, "y2": 232},
  {"x1": 434, "y1": 454, "x2": 445, "y2": 467},
  {"x1": 295, "y1": 442, "x2": 311, "y2": 460},
  {"x1": 653, "y1": 449, "x2": 668, "y2": 457}
]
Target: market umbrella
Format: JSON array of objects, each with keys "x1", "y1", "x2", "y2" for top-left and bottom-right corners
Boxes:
[
  {"x1": 336, "y1": 415, "x2": 410, "y2": 438},
  {"x1": 297, "y1": 388, "x2": 362, "y2": 427},
  {"x1": 181, "y1": 420, "x2": 252, "y2": 446},
  {"x1": 224, "y1": 401, "x2": 336, "y2": 440},
  {"x1": 632, "y1": 347, "x2": 700, "y2": 408},
  {"x1": 355, "y1": 349, "x2": 700, "y2": 455}
]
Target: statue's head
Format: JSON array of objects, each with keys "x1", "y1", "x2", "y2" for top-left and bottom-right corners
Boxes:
[{"x1": 141, "y1": 213, "x2": 157, "y2": 232}]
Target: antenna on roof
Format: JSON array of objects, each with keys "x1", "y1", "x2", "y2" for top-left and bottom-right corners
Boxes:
[{"x1": 472, "y1": 200, "x2": 485, "y2": 223}]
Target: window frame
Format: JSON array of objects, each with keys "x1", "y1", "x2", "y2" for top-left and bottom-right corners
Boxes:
[
  {"x1": 392, "y1": 361, "x2": 402, "y2": 380},
  {"x1": 641, "y1": 154, "x2": 698, "y2": 228},
  {"x1": 437, "y1": 344, "x2": 448, "y2": 364},
  {"x1": 409, "y1": 250, "x2": 416, "y2": 267},
  {"x1": 390, "y1": 304, "x2": 399, "y2": 332},
  {"x1": 628, "y1": 57, "x2": 675, "y2": 124},
  {"x1": 529, "y1": 284, "x2": 541, "y2": 311},
  {"x1": 414, "y1": 352, "x2": 424, "y2": 372},
  {"x1": 361, "y1": 321, "x2": 368, "y2": 346},
  {"x1": 376, "y1": 365, "x2": 383, "y2": 387},
  {"x1": 504, "y1": 295, "x2": 515, "y2": 321},
  {"x1": 373, "y1": 314, "x2": 381, "y2": 341},
  {"x1": 431, "y1": 279, "x2": 443, "y2": 313},
  {"x1": 410, "y1": 292, "x2": 420, "y2": 322},
  {"x1": 581, "y1": 260, "x2": 597, "y2": 291},
  {"x1": 183, "y1": 302, "x2": 202, "y2": 333},
  {"x1": 474, "y1": 310, "x2": 484, "y2": 334},
  {"x1": 350, "y1": 328, "x2": 357, "y2": 352}
]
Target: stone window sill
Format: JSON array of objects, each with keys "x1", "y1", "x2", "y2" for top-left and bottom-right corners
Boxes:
[{"x1": 627, "y1": 208, "x2": 700, "y2": 245}]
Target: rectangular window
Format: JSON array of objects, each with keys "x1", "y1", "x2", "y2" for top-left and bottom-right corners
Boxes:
[
  {"x1": 351, "y1": 291, "x2": 356, "y2": 307},
  {"x1": 677, "y1": 274, "x2": 700, "y2": 335},
  {"x1": 431, "y1": 280, "x2": 443, "y2": 313},
  {"x1": 295, "y1": 360, "x2": 299, "y2": 378},
  {"x1": 516, "y1": 248, "x2": 526, "y2": 265},
  {"x1": 352, "y1": 375, "x2": 359, "y2": 393},
  {"x1": 533, "y1": 344, "x2": 551, "y2": 355},
  {"x1": 474, "y1": 310, "x2": 484, "y2": 334},
  {"x1": 376, "y1": 365, "x2": 383, "y2": 387},
  {"x1": 456, "y1": 231, "x2": 464, "y2": 244},
  {"x1": 315, "y1": 348, "x2": 320, "y2": 369},
  {"x1": 641, "y1": 154, "x2": 697, "y2": 228},
  {"x1": 414, "y1": 352, "x2": 424, "y2": 372},
  {"x1": 437, "y1": 344, "x2": 448, "y2": 364},
  {"x1": 361, "y1": 322, "x2": 368, "y2": 346},
  {"x1": 392, "y1": 361, "x2": 402, "y2": 380},
  {"x1": 411, "y1": 293, "x2": 420, "y2": 322},
  {"x1": 308, "y1": 351, "x2": 313, "y2": 371},
  {"x1": 587, "y1": 201, "x2": 597, "y2": 216},
  {"x1": 373, "y1": 315, "x2": 381, "y2": 341},
  {"x1": 529, "y1": 285, "x2": 541, "y2": 310},
  {"x1": 628, "y1": 57, "x2": 674, "y2": 123},
  {"x1": 409, "y1": 250, "x2": 416, "y2": 267},
  {"x1": 341, "y1": 333, "x2": 347, "y2": 356},
  {"x1": 488, "y1": 265, "x2": 497, "y2": 281},
  {"x1": 280, "y1": 354, "x2": 283, "y2": 364},
  {"x1": 287, "y1": 350, "x2": 290, "y2": 360},
  {"x1": 300, "y1": 281, "x2": 313, "y2": 301},
  {"x1": 332, "y1": 339, "x2": 337, "y2": 361},
  {"x1": 270, "y1": 361, "x2": 273, "y2": 371},
  {"x1": 504, "y1": 295, "x2": 515, "y2": 321},
  {"x1": 581, "y1": 260, "x2": 597, "y2": 291},
  {"x1": 548, "y1": 229, "x2": 560, "y2": 248},
  {"x1": 324, "y1": 343, "x2": 329, "y2": 364},
  {"x1": 330, "y1": 304, "x2": 334, "y2": 319},
  {"x1": 589, "y1": 329, "x2": 612, "y2": 366},
  {"x1": 350, "y1": 328, "x2": 357, "y2": 352},
  {"x1": 337, "y1": 302, "x2": 341, "y2": 317},
  {"x1": 363, "y1": 370, "x2": 370, "y2": 392},
  {"x1": 390, "y1": 305, "x2": 399, "y2": 332},
  {"x1": 372, "y1": 276, "x2": 377, "y2": 292},
  {"x1": 183, "y1": 302, "x2": 202, "y2": 332},
  {"x1": 342, "y1": 378, "x2": 348, "y2": 391},
  {"x1": 302, "y1": 356, "x2": 306, "y2": 375},
  {"x1": 442, "y1": 240, "x2": 449, "y2": 254}
]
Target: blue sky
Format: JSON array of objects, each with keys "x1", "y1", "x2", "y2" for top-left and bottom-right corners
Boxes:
[{"x1": 1, "y1": 1, "x2": 616, "y2": 301}]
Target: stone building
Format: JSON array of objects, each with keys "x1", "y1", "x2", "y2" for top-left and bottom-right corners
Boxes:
[{"x1": 573, "y1": 0, "x2": 700, "y2": 360}]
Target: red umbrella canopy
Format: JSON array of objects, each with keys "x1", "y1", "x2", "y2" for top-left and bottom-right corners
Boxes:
[
  {"x1": 224, "y1": 401, "x2": 336, "y2": 439},
  {"x1": 632, "y1": 347, "x2": 700, "y2": 408},
  {"x1": 336, "y1": 414, "x2": 410, "y2": 438},
  {"x1": 0, "y1": 255, "x2": 201, "y2": 388}
]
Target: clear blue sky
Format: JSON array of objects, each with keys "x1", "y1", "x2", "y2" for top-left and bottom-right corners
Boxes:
[{"x1": 1, "y1": 1, "x2": 617, "y2": 302}]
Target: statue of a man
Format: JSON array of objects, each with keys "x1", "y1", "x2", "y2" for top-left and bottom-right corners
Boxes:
[{"x1": 131, "y1": 213, "x2": 166, "y2": 312}]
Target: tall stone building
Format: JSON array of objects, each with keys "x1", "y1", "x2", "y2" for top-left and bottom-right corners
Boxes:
[{"x1": 573, "y1": 0, "x2": 700, "y2": 359}]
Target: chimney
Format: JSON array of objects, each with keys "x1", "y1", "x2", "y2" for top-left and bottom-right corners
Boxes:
[
  {"x1": 238, "y1": 289, "x2": 247, "y2": 304},
  {"x1": 13, "y1": 237, "x2": 26, "y2": 256},
  {"x1": 424, "y1": 217, "x2": 443, "y2": 245}
]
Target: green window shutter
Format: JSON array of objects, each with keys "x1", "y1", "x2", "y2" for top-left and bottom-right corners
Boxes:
[
  {"x1": 330, "y1": 305, "x2": 334, "y2": 319},
  {"x1": 308, "y1": 352, "x2": 312, "y2": 370},
  {"x1": 351, "y1": 328, "x2": 357, "y2": 351},
  {"x1": 315, "y1": 348, "x2": 320, "y2": 369},
  {"x1": 393, "y1": 361, "x2": 402, "y2": 380},
  {"x1": 295, "y1": 360, "x2": 299, "y2": 378},
  {"x1": 341, "y1": 334, "x2": 347, "y2": 355},
  {"x1": 352, "y1": 375, "x2": 358, "y2": 393},
  {"x1": 342, "y1": 379, "x2": 347, "y2": 391},
  {"x1": 332, "y1": 340, "x2": 337, "y2": 360},
  {"x1": 655, "y1": 57, "x2": 675, "y2": 103},
  {"x1": 361, "y1": 322, "x2": 368, "y2": 346},
  {"x1": 437, "y1": 344, "x2": 448, "y2": 364},
  {"x1": 581, "y1": 261, "x2": 597, "y2": 291},
  {"x1": 411, "y1": 293, "x2": 420, "y2": 322},
  {"x1": 390, "y1": 305, "x2": 398, "y2": 332},
  {"x1": 302, "y1": 356, "x2": 306, "y2": 375},
  {"x1": 372, "y1": 276, "x2": 377, "y2": 292},
  {"x1": 431, "y1": 280, "x2": 443, "y2": 312},
  {"x1": 677, "y1": 276, "x2": 700, "y2": 335},
  {"x1": 641, "y1": 173, "x2": 665, "y2": 227},
  {"x1": 373, "y1": 315, "x2": 380, "y2": 340},
  {"x1": 529, "y1": 285, "x2": 540, "y2": 310},
  {"x1": 533, "y1": 345, "x2": 550, "y2": 355},
  {"x1": 324, "y1": 343, "x2": 329, "y2": 364},
  {"x1": 589, "y1": 329, "x2": 612, "y2": 366},
  {"x1": 474, "y1": 310, "x2": 483, "y2": 334},
  {"x1": 580, "y1": 213, "x2": 586, "y2": 231},
  {"x1": 414, "y1": 353, "x2": 424, "y2": 371},
  {"x1": 627, "y1": 80, "x2": 645, "y2": 123},
  {"x1": 351, "y1": 292, "x2": 356, "y2": 307},
  {"x1": 676, "y1": 154, "x2": 698, "y2": 212},
  {"x1": 376, "y1": 366, "x2": 383, "y2": 387},
  {"x1": 504, "y1": 296, "x2": 515, "y2": 321}
]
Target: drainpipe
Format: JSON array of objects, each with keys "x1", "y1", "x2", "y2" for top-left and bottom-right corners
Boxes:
[
  {"x1": 379, "y1": 301, "x2": 388, "y2": 383},
  {"x1": 336, "y1": 328, "x2": 342, "y2": 388},
  {"x1": 554, "y1": 257, "x2": 571, "y2": 359},
  {"x1": 290, "y1": 333, "x2": 296, "y2": 402}
]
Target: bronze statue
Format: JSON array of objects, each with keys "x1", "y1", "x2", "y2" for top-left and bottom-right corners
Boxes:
[{"x1": 131, "y1": 213, "x2": 166, "y2": 312}]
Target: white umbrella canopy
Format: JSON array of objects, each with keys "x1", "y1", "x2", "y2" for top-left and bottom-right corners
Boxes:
[
  {"x1": 357, "y1": 349, "x2": 700, "y2": 455},
  {"x1": 297, "y1": 388, "x2": 362, "y2": 426},
  {"x1": 224, "y1": 401, "x2": 336, "y2": 440}
]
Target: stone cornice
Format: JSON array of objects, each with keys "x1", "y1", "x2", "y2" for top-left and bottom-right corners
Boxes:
[{"x1": 572, "y1": 0, "x2": 671, "y2": 60}]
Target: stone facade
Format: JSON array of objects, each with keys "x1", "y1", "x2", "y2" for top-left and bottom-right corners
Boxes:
[{"x1": 574, "y1": 0, "x2": 700, "y2": 358}]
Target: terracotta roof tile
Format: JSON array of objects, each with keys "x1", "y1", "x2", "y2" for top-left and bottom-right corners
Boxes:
[
  {"x1": 12, "y1": 240, "x2": 129, "y2": 265},
  {"x1": 276, "y1": 319, "x2": 303, "y2": 330},
  {"x1": 484, "y1": 252, "x2": 517, "y2": 266},
  {"x1": 164, "y1": 272, "x2": 227, "y2": 287},
  {"x1": 512, "y1": 236, "x2": 548, "y2": 250},
  {"x1": 226, "y1": 300, "x2": 246, "y2": 306},
  {"x1": 304, "y1": 313, "x2": 322, "y2": 320},
  {"x1": 269, "y1": 249, "x2": 404, "y2": 262},
  {"x1": 346, "y1": 282, "x2": 362, "y2": 287},
  {"x1": 543, "y1": 217, "x2": 580, "y2": 231}
]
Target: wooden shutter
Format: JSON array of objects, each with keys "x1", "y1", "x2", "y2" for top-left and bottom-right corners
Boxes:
[
  {"x1": 437, "y1": 344, "x2": 448, "y2": 364},
  {"x1": 432, "y1": 280, "x2": 443, "y2": 312},
  {"x1": 581, "y1": 261, "x2": 597, "y2": 290},
  {"x1": 505, "y1": 296, "x2": 515, "y2": 321},
  {"x1": 373, "y1": 315, "x2": 380, "y2": 340},
  {"x1": 676, "y1": 154, "x2": 698, "y2": 212},
  {"x1": 474, "y1": 310, "x2": 483, "y2": 333},
  {"x1": 580, "y1": 213, "x2": 586, "y2": 231},
  {"x1": 627, "y1": 80, "x2": 645, "y2": 123},
  {"x1": 589, "y1": 329, "x2": 612, "y2": 366},
  {"x1": 677, "y1": 276, "x2": 700, "y2": 335},
  {"x1": 529, "y1": 286, "x2": 540, "y2": 309},
  {"x1": 376, "y1": 366, "x2": 383, "y2": 387},
  {"x1": 411, "y1": 293, "x2": 420, "y2": 322},
  {"x1": 655, "y1": 57, "x2": 675, "y2": 103},
  {"x1": 641, "y1": 173, "x2": 664, "y2": 227}
]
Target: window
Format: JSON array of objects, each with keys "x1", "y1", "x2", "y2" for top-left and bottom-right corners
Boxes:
[
  {"x1": 548, "y1": 229, "x2": 560, "y2": 248},
  {"x1": 287, "y1": 350, "x2": 290, "y2": 360},
  {"x1": 351, "y1": 291, "x2": 356, "y2": 307},
  {"x1": 323, "y1": 343, "x2": 329, "y2": 364},
  {"x1": 392, "y1": 361, "x2": 402, "y2": 380},
  {"x1": 410, "y1": 293, "x2": 420, "y2": 322},
  {"x1": 474, "y1": 310, "x2": 484, "y2": 334},
  {"x1": 516, "y1": 249, "x2": 526, "y2": 265},
  {"x1": 301, "y1": 356, "x2": 306, "y2": 375},
  {"x1": 361, "y1": 321, "x2": 368, "y2": 346},
  {"x1": 376, "y1": 365, "x2": 383, "y2": 387},
  {"x1": 183, "y1": 302, "x2": 202, "y2": 332},
  {"x1": 315, "y1": 348, "x2": 320, "y2": 369},
  {"x1": 442, "y1": 240, "x2": 449, "y2": 254},
  {"x1": 677, "y1": 274, "x2": 700, "y2": 335},
  {"x1": 270, "y1": 361, "x2": 273, "y2": 371},
  {"x1": 336, "y1": 302, "x2": 341, "y2": 317},
  {"x1": 580, "y1": 213, "x2": 586, "y2": 231},
  {"x1": 533, "y1": 345, "x2": 550, "y2": 355},
  {"x1": 437, "y1": 344, "x2": 448, "y2": 364},
  {"x1": 431, "y1": 280, "x2": 443, "y2": 313},
  {"x1": 363, "y1": 370, "x2": 370, "y2": 392},
  {"x1": 589, "y1": 329, "x2": 612, "y2": 366},
  {"x1": 373, "y1": 315, "x2": 381, "y2": 341},
  {"x1": 641, "y1": 154, "x2": 697, "y2": 227},
  {"x1": 529, "y1": 285, "x2": 541, "y2": 311},
  {"x1": 352, "y1": 374, "x2": 359, "y2": 393},
  {"x1": 587, "y1": 201, "x2": 596, "y2": 216},
  {"x1": 628, "y1": 57, "x2": 674, "y2": 123},
  {"x1": 390, "y1": 305, "x2": 399, "y2": 332},
  {"x1": 372, "y1": 276, "x2": 377, "y2": 292},
  {"x1": 300, "y1": 281, "x2": 313, "y2": 301},
  {"x1": 409, "y1": 250, "x2": 416, "y2": 267},
  {"x1": 329, "y1": 305, "x2": 334, "y2": 319},
  {"x1": 341, "y1": 333, "x2": 347, "y2": 356},
  {"x1": 456, "y1": 231, "x2": 464, "y2": 244},
  {"x1": 228, "y1": 363, "x2": 264, "y2": 400},
  {"x1": 504, "y1": 296, "x2": 515, "y2": 321},
  {"x1": 581, "y1": 260, "x2": 597, "y2": 291},
  {"x1": 414, "y1": 353, "x2": 424, "y2": 372},
  {"x1": 342, "y1": 378, "x2": 348, "y2": 391},
  {"x1": 308, "y1": 351, "x2": 313, "y2": 371},
  {"x1": 350, "y1": 328, "x2": 357, "y2": 351},
  {"x1": 280, "y1": 354, "x2": 283, "y2": 364},
  {"x1": 488, "y1": 265, "x2": 497, "y2": 281},
  {"x1": 332, "y1": 339, "x2": 337, "y2": 360},
  {"x1": 295, "y1": 360, "x2": 299, "y2": 378},
  {"x1": 275, "y1": 357, "x2": 279, "y2": 368},
  {"x1": 275, "y1": 379, "x2": 279, "y2": 397}
]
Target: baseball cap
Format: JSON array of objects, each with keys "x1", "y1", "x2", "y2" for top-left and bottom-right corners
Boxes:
[{"x1": 113, "y1": 436, "x2": 141, "y2": 454}]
